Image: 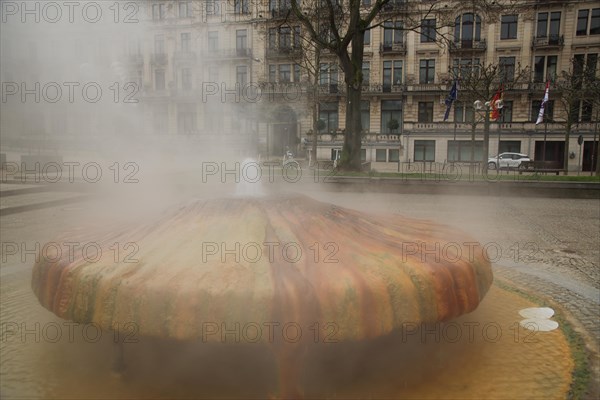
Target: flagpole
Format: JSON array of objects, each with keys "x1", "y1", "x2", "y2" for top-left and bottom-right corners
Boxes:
[{"x1": 543, "y1": 115, "x2": 547, "y2": 163}]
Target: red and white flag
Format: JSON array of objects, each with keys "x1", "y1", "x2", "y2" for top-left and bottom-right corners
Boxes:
[{"x1": 535, "y1": 81, "x2": 550, "y2": 125}]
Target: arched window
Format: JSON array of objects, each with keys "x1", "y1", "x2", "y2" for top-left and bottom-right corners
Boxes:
[{"x1": 455, "y1": 13, "x2": 482, "y2": 43}]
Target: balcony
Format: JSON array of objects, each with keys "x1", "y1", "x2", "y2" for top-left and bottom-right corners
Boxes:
[
  {"x1": 319, "y1": 83, "x2": 342, "y2": 95},
  {"x1": 405, "y1": 83, "x2": 446, "y2": 92},
  {"x1": 380, "y1": 0, "x2": 407, "y2": 12},
  {"x1": 174, "y1": 51, "x2": 197, "y2": 63},
  {"x1": 532, "y1": 35, "x2": 564, "y2": 49},
  {"x1": 269, "y1": 8, "x2": 291, "y2": 19},
  {"x1": 202, "y1": 48, "x2": 253, "y2": 60},
  {"x1": 379, "y1": 41, "x2": 407, "y2": 55},
  {"x1": 151, "y1": 53, "x2": 168, "y2": 66},
  {"x1": 266, "y1": 46, "x2": 303, "y2": 59},
  {"x1": 124, "y1": 53, "x2": 143, "y2": 66},
  {"x1": 449, "y1": 39, "x2": 487, "y2": 53},
  {"x1": 258, "y1": 81, "x2": 307, "y2": 95}
]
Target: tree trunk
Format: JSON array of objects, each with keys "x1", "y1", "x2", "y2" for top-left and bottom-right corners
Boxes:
[
  {"x1": 563, "y1": 121, "x2": 571, "y2": 175},
  {"x1": 470, "y1": 123, "x2": 476, "y2": 163},
  {"x1": 482, "y1": 112, "x2": 490, "y2": 172},
  {"x1": 311, "y1": 88, "x2": 318, "y2": 167},
  {"x1": 338, "y1": 31, "x2": 365, "y2": 171}
]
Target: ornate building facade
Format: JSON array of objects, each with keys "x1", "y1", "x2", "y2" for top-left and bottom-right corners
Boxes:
[{"x1": 129, "y1": 0, "x2": 599, "y2": 170}]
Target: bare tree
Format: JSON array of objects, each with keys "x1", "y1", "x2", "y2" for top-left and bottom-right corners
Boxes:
[
  {"x1": 448, "y1": 60, "x2": 530, "y2": 169},
  {"x1": 552, "y1": 56, "x2": 600, "y2": 175},
  {"x1": 285, "y1": 0, "x2": 453, "y2": 171}
]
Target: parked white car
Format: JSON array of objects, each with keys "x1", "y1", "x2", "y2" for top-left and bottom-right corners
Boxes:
[{"x1": 487, "y1": 152, "x2": 531, "y2": 170}]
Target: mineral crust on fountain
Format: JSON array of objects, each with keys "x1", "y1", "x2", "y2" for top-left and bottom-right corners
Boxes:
[{"x1": 32, "y1": 194, "x2": 493, "y2": 341}]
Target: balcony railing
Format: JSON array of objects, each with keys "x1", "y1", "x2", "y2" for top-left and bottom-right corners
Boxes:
[
  {"x1": 379, "y1": 41, "x2": 407, "y2": 55},
  {"x1": 405, "y1": 83, "x2": 446, "y2": 92},
  {"x1": 151, "y1": 53, "x2": 168, "y2": 65},
  {"x1": 381, "y1": 0, "x2": 407, "y2": 12},
  {"x1": 270, "y1": 8, "x2": 291, "y2": 19},
  {"x1": 319, "y1": 83, "x2": 342, "y2": 94},
  {"x1": 258, "y1": 81, "x2": 307, "y2": 94},
  {"x1": 266, "y1": 46, "x2": 303, "y2": 58},
  {"x1": 202, "y1": 48, "x2": 253, "y2": 59},
  {"x1": 174, "y1": 51, "x2": 197, "y2": 62},
  {"x1": 449, "y1": 39, "x2": 487, "y2": 52},
  {"x1": 125, "y1": 54, "x2": 143, "y2": 66},
  {"x1": 532, "y1": 35, "x2": 564, "y2": 48}
]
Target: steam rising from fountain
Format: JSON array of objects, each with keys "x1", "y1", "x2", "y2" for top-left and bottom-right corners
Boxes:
[{"x1": 235, "y1": 158, "x2": 265, "y2": 197}]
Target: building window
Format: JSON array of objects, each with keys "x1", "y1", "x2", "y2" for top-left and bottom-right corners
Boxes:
[
  {"x1": 577, "y1": 10, "x2": 589, "y2": 36},
  {"x1": 181, "y1": 33, "x2": 191, "y2": 52},
  {"x1": 319, "y1": 102, "x2": 339, "y2": 133},
  {"x1": 154, "y1": 35, "x2": 165, "y2": 54},
  {"x1": 531, "y1": 100, "x2": 554, "y2": 122},
  {"x1": 153, "y1": 106, "x2": 168, "y2": 135},
  {"x1": 152, "y1": 3, "x2": 165, "y2": 20},
  {"x1": 501, "y1": 15, "x2": 518, "y2": 39},
  {"x1": 499, "y1": 57, "x2": 515, "y2": 81},
  {"x1": 208, "y1": 31, "x2": 218, "y2": 51},
  {"x1": 179, "y1": 2, "x2": 192, "y2": 18},
  {"x1": 414, "y1": 140, "x2": 435, "y2": 162},
  {"x1": 362, "y1": 62, "x2": 370, "y2": 85},
  {"x1": 268, "y1": 28, "x2": 277, "y2": 49},
  {"x1": 155, "y1": 69, "x2": 165, "y2": 90},
  {"x1": 578, "y1": 100, "x2": 594, "y2": 122},
  {"x1": 499, "y1": 100, "x2": 513, "y2": 122},
  {"x1": 383, "y1": 60, "x2": 403, "y2": 91},
  {"x1": 364, "y1": 28, "x2": 371, "y2": 45},
  {"x1": 418, "y1": 102, "x2": 434, "y2": 122},
  {"x1": 452, "y1": 58, "x2": 480, "y2": 78},
  {"x1": 592, "y1": 9, "x2": 600, "y2": 34},
  {"x1": 361, "y1": 148, "x2": 367, "y2": 162},
  {"x1": 234, "y1": 0, "x2": 249, "y2": 14},
  {"x1": 376, "y1": 149, "x2": 387, "y2": 162},
  {"x1": 280, "y1": 27, "x2": 292, "y2": 49},
  {"x1": 419, "y1": 59, "x2": 435, "y2": 84},
  {"x1": 181, "y1": 68, "x2": 192, "y2": 90},
  {"x1": 268, "y1": 64, "x2": 276, "y2": 82},
  {"x1": 389, "y1": 149, "x2": 399, "y2": 162},
  {"x1": 381, "y1": 100, "x2": 402, "y2": 133},
  {"x1": 294, "y1": 64, "x2": 301, "y2": 82},
  {"x1": 421, "y1": 19, "x2": 436, "y2": 42},
  {"x1": 319, "y1": 63, "x2": 338, "y2": 85},
  {"x1": 178, "y1": 106, "x2": 196, "y2": 135},
  {"x1": 454, "y1": 103, "x2": 474, "y2": 123},
  {"x1": 208, "y1": 66, "x2": 218, "y2": 82},
  {"x1": 499, "y1": 140, "x2": 521, "y2": 153},
  {"x1": 573, "y1": 53, "x2": 598, "y2": 87},
  {"x1": 537, "y1": 12, "x2": 561, "y2": 38},
  {"x1": 206, "y1": 0, "x2": 219, "y2": 15},
  {"x1": 293, "y1": 26, "x2": 301, "y2": 48},
  {"x1": 534, "y1": 55, "x2": 557, "y2": 82},
  {"x1": 577, "y1": 8, "x2": 600, "y2": 35},
  {"x1": 447, "y1": 141, "x2": 483, "y2": 162},
  {"x1": 383, "y1": 21, "x2": 403, "y2": 47},
  {"x1": 455, "y1": 13, "x2": 482, "y2": 43},
  {"x1": 278, "y1": 64, "x2": 291, "y2": 83},
  {"x1": 236, "y1": 66, "x2": 248, "y2": 86},
  {"x1": 236, "y1": 30, "x2": 248, "y2": 52},
  {"x1": 361, "y1": 101, "x2": 370, "y2": 131}
]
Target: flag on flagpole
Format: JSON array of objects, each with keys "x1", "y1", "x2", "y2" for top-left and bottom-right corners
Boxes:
[
  {"x1": 490, "y1": 84, "x2": 503, "y2": 121},
  {"x1": 444, "y1": 80, "x2": 458, "y2": 121},
  {"x1": 535, "y1": 81, "x2": 550, "y2": 125}
]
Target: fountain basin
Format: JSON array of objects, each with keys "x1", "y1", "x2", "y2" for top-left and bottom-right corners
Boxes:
[{"x1": 32, "y1": 194, "x2": 493, "y2": 342}]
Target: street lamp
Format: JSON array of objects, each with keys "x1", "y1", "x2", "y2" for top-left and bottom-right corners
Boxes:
[{"x1": 474, "y1": 98, "x2": 503, "y2": 171}]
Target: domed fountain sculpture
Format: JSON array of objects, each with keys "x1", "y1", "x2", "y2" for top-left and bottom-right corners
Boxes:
[{"x1": 32, "y1": 193, "x2": 493, "y2": 394}]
